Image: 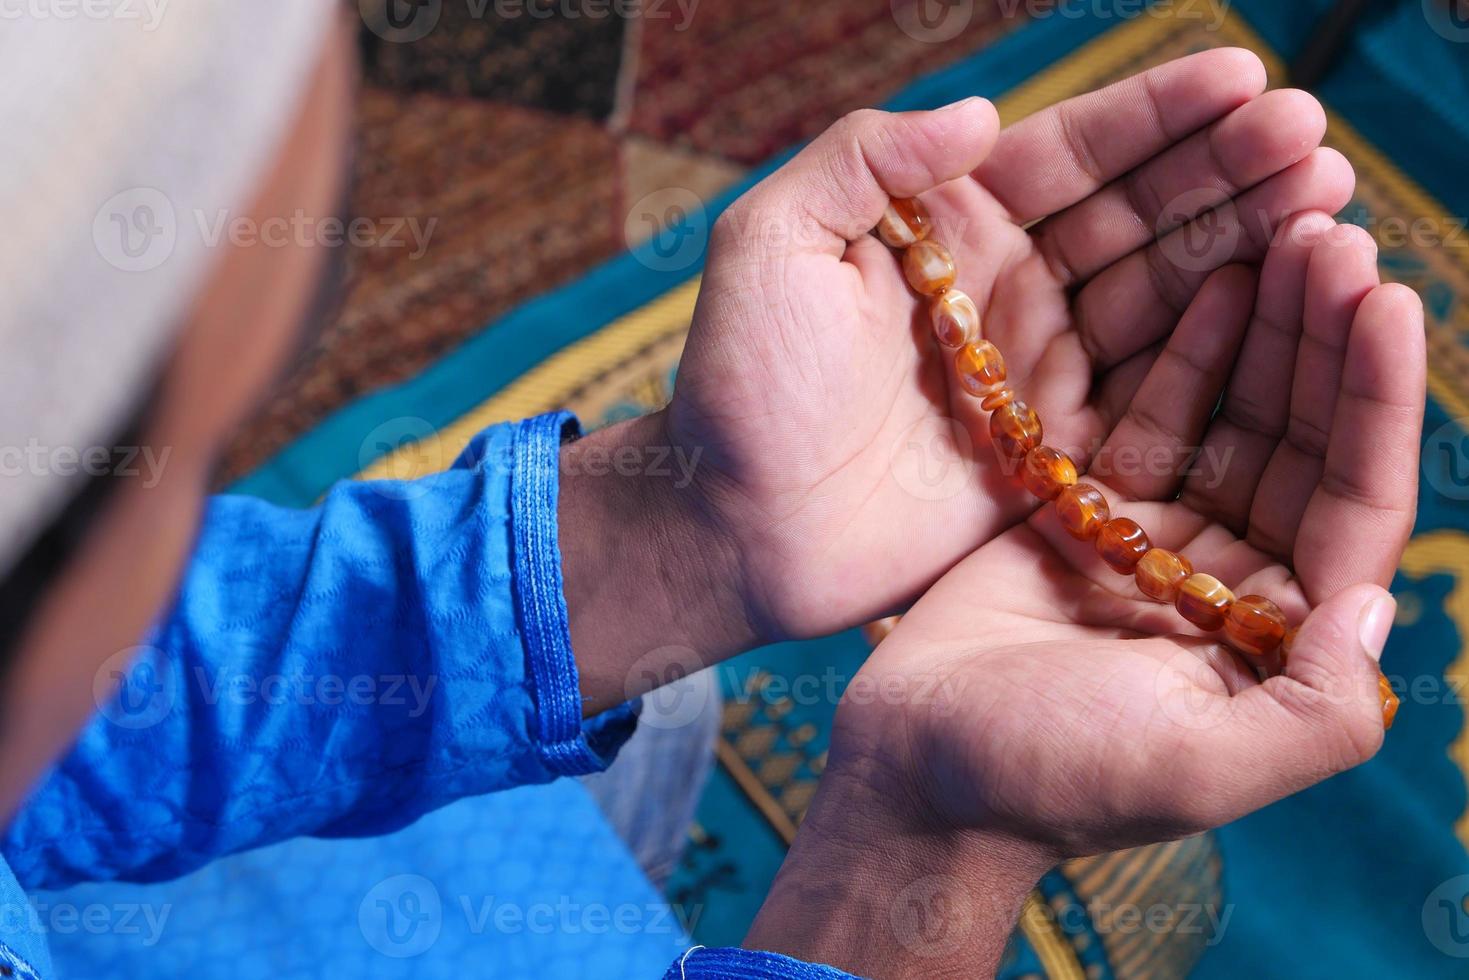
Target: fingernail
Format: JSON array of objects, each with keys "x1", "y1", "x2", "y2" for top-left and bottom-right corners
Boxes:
[
  {"x1": 938, "y1": 96, "x2": 985, "y2": 114},
  {"x1": 1357, "y1": 594, "x2": 1396, "y2": 662}
]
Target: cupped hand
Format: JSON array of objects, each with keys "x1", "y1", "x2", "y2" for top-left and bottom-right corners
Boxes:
[
  {"x1": 667, "y1": 48, "x2": 1355, "y2": 644},
  {"x1": 831, "y1": 215, "x2": 1425, "y2": 859}
]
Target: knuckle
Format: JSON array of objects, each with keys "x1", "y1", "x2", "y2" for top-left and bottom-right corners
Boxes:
[
  {"x1": 1338, "y1": 711, "x2": 1385, "y2": 768},
  {"x1": 837, "y1": 107, "x2": 886, "y2": 138},
  {"x1": 709, "y1": 208, "x2": 743, "y2": 252}
]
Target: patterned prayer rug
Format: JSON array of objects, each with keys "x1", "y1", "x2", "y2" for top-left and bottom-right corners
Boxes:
[
  {"x1": 217, "y1": 0, "x2": 1029, "y2": 481},
  {"x1": 236, "y1": 2, "x2": 1469, "y2": 976}
]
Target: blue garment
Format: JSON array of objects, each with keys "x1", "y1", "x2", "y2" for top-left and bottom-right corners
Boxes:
[
  {"x1": 665, "y1": 947, "x2": 866, "y2": 979},
  {"x1": 0, "y1": 413, "x2": 851, "y2": 979}
]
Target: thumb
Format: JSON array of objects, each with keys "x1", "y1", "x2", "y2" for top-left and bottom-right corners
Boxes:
[
  {"x1": 718, "y1": 98, "x2": 1000, "y2": 258},
  {"x1": 1225, "y1": 584, "x2": 1395, "y2": 803}
]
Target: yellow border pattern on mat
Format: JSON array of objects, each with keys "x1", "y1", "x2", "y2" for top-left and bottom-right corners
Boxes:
[
  {"x1": 356, "y1": 278, "x2": 704, "y2": 482},
  {"x1": 1399, "y1": 531, "x2": 1469, "y2": 847}
]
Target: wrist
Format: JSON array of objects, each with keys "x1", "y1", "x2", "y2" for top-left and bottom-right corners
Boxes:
[
  {"x1": 558, "y1": 411, "x2": 759, "y2": 716},
  {"x1": 746, "y1": 753, "x2": 1056, "y2": 978}
]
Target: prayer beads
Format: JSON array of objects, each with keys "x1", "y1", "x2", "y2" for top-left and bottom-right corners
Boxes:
[
  {"x1": 1056, "y1": 484, "x2": 1109, "y2": 540},
  {"x1": 1021, "y1": 446, "x2": 1077, "y2": 501},
  {"x1": 1176, "y1": 574, "x2": 1235, "y2": 632},
  {"x1": 989, "y1": 401, "x2": 1042, "y2": 459},
  {"x1": 1135, "y1": 549, "x2": 1192, "y2": 603},
  {"x1": 981, "y1": 388, "x2": 1016, "y2": 411},
  {"x1": 1223, "y1": 595, "x2": 1288, "y2": 658},
  {"x1": 955, "y1": 341, "x2": 1006, "y2": 396},
  {"x1": 872, "y1": 196, "x2": 1397, "y2": 729},
  {"x1": 932, "y1": 290, "x2": 980, "y2": 349},
  {"x1": 1095, "y1": 518, "x2": 1151, "y2": 575},
  {"x1": 876, "y1": 197, "x2": 930, "y2": 248},
  {"x1": 903, "y1": 240, "x2": 956, "y2": 295},
  {"x1": 1379, "y1": 674, "x2": 1400, "y2": 729}
]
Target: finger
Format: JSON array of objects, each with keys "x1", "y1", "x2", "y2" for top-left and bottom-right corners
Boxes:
[
  {"x1": 1089, "y1": 341, "x2": 1158, "y2": 433},
  {"x1": 1070, "y1": 148, "x2": 1355, "y2": 370},
  {"x1": 1292, "y1": 283, "x2": 1425, "y2": 600},
  {"x1": 1245, "y1": 224, "x2": 1380, "y2": 562},
  {"x1": 723, "y1": 99, "x2": 1000, "y2": 260},
  {"x1": 1181, "y1": 211, "x2": 1338, "y2": 533},
  {"x1": 979, "y1": 48, "x2": 1266, "y2": 224},
  {"x1": 1189, "y1": 585, "x2": 1392, "y2": 823},
  {"x1": 1033, "y1": 89, "x2": 1326, "y2": 288},
  {"x1": 1095, "y1": 264, "x2": 1256, "y2": 501}
]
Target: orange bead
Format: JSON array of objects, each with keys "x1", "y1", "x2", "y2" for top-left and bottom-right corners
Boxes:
[
  {"x1": 955, "y1": 341, "x2": 1006, "y2": 397},
  {"x1": 1280, "y1": 626, "x2": 1299, "y2": 666},
  {"x1": 989, "y1": 400, "x2": 1042, "y2": 459},
  {"x1": 1379, "y1": 671, "x2": 1399, "y2": 730},
  {"x1": 980, "y1": 387, "x2": 1015, "y2": 411},
  {"x1": 876, "y1": 198, "x2": 930, "y2": 248},
  {"x1": 930, "y1": 289, "x2": 979, "y2": 348},
  {"x1": 902, "y1": 240, "x2": 957, "y2": 296},
  {"x1": 1223, "y1": 595, "x2": 1287, "y2": 657},
  {"x1": 1095, "y1": 518, "x2": 1150, "y2": 575},
  {"x1": 1176, "y1": 573, "x2": 1234, "y2": 632},
  {"x1": 862, "y1": 615, "x2": 902, "y2": 647},
  {"x1": 1135, "y1": 549, "x2": 1193, "y2": 603},
  {"x1": 1021, "y1": 446, "x2": 1078, "y2": 501},
  {"x1": 1056, "y1": 484, "x2": 1110, "y2": 541}
]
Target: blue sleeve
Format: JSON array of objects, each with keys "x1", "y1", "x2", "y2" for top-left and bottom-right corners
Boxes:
[
  {"x1": 1, "y1": 412, "x2": 637, "y2": 890},
  {"x1": 663, "y1": 948, "x2": 865, "y2": 979}
]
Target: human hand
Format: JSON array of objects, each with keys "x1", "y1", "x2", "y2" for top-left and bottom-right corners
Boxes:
[
  {"x1": 562, "y1": 49, "x2": 1356, "y2": 715},
  {"x1": 663, "y1": 48, "x2": 1352, "y2": 648},
  {"x1": 744, "y1": 217, "x2": 1424, "y2": 977}
]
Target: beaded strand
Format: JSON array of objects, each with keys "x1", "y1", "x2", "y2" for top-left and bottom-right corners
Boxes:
[{"x1": 873, "y1": 197, "x2": 1399, "y2": 729}]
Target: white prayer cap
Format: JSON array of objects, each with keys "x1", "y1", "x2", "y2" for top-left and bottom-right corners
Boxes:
[{"x1": 0, "y1": 1, "x2": 337, "y2": 575}]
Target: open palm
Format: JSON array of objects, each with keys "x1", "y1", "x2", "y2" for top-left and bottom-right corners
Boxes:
[
  {"x1": 668, "y1": 48, "x2": 1355, "y2": 643},
  {"x1": 832, "y1": 216, "x2": 1425, "y2": 856}
]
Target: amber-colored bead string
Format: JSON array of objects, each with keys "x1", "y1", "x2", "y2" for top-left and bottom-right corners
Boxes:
[{"x1": 872, "y1": 197, "x2": 1399, "y2": 729}]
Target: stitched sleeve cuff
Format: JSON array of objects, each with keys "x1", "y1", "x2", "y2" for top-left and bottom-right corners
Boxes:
[
  {"x1": 662, "y1": 947, "x2": 866, "y2": 979},
  {"x1": 511, "y1": 411, "x2": 638, "y2": 777}
]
